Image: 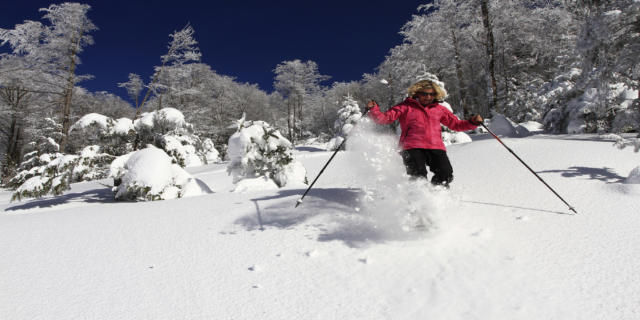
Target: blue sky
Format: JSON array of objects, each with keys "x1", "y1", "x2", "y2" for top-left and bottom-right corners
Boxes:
[{"x1": 1, "y1": 1, "x2": 426, "y2": 102}]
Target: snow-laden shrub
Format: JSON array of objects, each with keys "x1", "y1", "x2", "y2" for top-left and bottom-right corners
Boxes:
[
  {"x1": 227, "y1": 116, "x2": 307, "y2": 189},
  {"x1": 326, "y1": 95, "x2": 362, "y2": 151},
  {"x1": 109, "y1": 146, "x2": 212, "y2": 201},
  {"x1": 10, "y1": 119, "x2": 112, "y2": 200},
  {"x1": 134, "y1": 108, "x2": 218, "y2": 167},
  {"x1": 69, "y1": 113, "x2": 136, "y2": 156},
  {"x1": 160, "y1": 134, "x2": 203, "y2": 167},
  {"x1": 134, "y1": 107, "x2": 189, "y2": 135},
  {"x1": 11, "y1": 145, "x2": 115, "y2": 201},
  {"x1": 202, "y1": 138, "x2": 221, "y2": 163}
]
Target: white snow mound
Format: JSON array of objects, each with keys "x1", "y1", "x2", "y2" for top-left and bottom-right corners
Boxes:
[
  {"x1": 516, "y1": 121, "x2": 544, "y2": 136},
  {"x1": 488, "y1": 112, "x2": 518, "y2": 136},
  {"x1": 112, "y1": 146, "x2": 212, "y2": 200}
]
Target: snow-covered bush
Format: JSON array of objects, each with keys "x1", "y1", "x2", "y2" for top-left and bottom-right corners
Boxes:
[
  {"x1": 227, "y1": 116, "x2": 307, "y2": 189},
  {"x1": 11, "y1": 145, "x2": 115, "y2": 201},
  {"x1": 202, "y1": 138, "x2": 221, "y2": 163},
  {"x1": 134, "y1": 108, "x2": 218, "y2": 167},
  {"x1": 326, "y1": 95, "x2": 362, "y2": 151},
  {"x1": 109, "y1": 146, "x2": 212, "y2": 201},
  {"x1": 160, "y1": 134, "x2": 204, "y2": 167},
  {"x1": 69, "y1": 113, "x2": 136, "y2": 156}
]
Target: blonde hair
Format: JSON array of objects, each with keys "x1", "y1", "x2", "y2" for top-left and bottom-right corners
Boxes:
[{"x1": 407, "y1": 80, "x2": 447, "y2": 101}]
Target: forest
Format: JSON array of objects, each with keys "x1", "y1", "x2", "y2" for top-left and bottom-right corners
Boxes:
[{"x1": 0, "y1": 1, "x2": 638, "y2": 197}]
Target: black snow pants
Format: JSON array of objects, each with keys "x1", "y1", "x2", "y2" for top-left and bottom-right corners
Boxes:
[{"x1": 401, "y1": 148, "x2": 454, "y2": 186}]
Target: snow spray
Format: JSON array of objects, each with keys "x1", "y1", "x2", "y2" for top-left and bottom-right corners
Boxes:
[{"x1": 345, "y1": 117, "x2": 452, "y2": 237}]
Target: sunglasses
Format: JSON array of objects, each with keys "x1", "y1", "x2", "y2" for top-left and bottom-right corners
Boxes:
[{"x1": 415, "y1": 91, "x2": 437, "y2": 97}]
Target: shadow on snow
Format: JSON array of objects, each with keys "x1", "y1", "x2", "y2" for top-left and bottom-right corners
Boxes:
[
  {"x1": 4, "y1": 187, "x2": 114, "y2": 212},
  {"x1": 537, "y1": 166, "x2": 626, "y2": 184},
  {"x1": 295, "y1": 146, "x2": 327, "y2": 152},
  {"x1": 461, "y1": 200, "x2": 572, "y2": 215},
  {"x1": 235, "y1": 187, "x2": 424, "y2": 248}
]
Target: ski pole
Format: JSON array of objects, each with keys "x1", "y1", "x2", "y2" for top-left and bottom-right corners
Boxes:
[
  {"x1": 295, "y1": 107, "x2": 370, "y2": 208},
  {"x1": 481, "y1": 123, "x2": 578, "y2": 214}
]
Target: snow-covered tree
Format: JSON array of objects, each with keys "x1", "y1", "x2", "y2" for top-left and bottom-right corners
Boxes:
[
  {"x1": 0, "y1": 3, "x2": 97, "y2": 152},
  {"x1": 227, "y1": 115, "x2": 307, "y2": 190},
  {"x1": 118, "y1": 73, "x2": 143, "y2": 109},
  {"x1": 6, "y1": 118, "x2": 62, "y2": 189},
  {"x1": 543, "y1": 0, "x2": 640, "y2": 133},
  {"x1": 135, "y1": 24, "x2": 201, "y2": 118},
  {"x1": 273, "y1": 59, "x2": 330, "y2": 144},
  {"x1": 326, "y1": 95, "x2": 362, "y2": 151}
]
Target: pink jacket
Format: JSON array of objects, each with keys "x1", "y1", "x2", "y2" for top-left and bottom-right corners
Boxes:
[{"x1": 368, "y1": 97, "x2": 477, "y2": 151}]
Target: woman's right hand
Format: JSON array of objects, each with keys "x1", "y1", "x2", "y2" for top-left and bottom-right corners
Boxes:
[{"x1": 366, "y1": 100, "x2": 378, "y2": 109}]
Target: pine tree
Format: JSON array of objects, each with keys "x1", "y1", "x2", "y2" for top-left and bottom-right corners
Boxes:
[
  {"x1": 327, "y1": 95, "x2": 362, "y2": 151},
  {"x1": 227, "y1": 115, "x2": 306, "y2": 188}
]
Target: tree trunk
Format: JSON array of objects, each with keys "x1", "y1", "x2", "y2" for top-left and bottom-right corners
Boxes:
[
  {"x1": 451, "y1": 27, "x2": 470, "y2": 117},
  {"x1": 287, "y1": 99, "x2": 294, "y2": 143},
  {"x1": 59, "y1": 34, "x2": 82, "y2": 153},
  {"x1": 0, "y1": 87, "x2": 28, "y2": 180},
  {"x1": 157, "y1": 94, "x2": 163, "y2": 111},
  {"x1": 480, "y1": 0, "x2": 499, "y2": 112}
]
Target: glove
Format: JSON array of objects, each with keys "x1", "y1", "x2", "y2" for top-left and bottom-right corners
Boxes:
[{"x1": 469, "y1": 114, "x2": 483, "y2": 126}]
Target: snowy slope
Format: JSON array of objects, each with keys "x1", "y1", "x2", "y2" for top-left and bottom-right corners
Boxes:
[{"x1": 1, "y1": 134, "x2": 639, "y2": 320}]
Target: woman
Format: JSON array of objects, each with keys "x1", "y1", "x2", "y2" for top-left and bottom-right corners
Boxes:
[{"x1": 367, "y1": 80, "x2": 483, "y2": 187}]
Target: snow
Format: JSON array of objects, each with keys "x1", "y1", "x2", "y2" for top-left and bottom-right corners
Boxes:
[
  {"x1": 14, "y1": 175, "x2": 47, "y2": 194},
  {"x1": 69, "y1": 113, "x2": 110, "y2": 131},
  {"x1": 488, "y1": 112, "x2": 518, "y2": 136},
  {"x1": 442, "y1": 131, "x2": 472, "y2": 146},
  {"x1": 112, "y1": 117, "x2": 134, "y2": 135},
  {"x1": 118, "y1": 147, "x2": 175, "y2": 195},
  {"x1": 516, "y1": 121, "x2": 544, "y2": 136},
  {"x1": 79, "y1": 145, "x2": 101, "y2": 158},
  {"x1": 156, "y1": 107, "x2": 186, "y2": 127},
  {"x1": 162, "y1": 135, "x2": 203, "y2": 167},
  {"x1": 232, "y1": 176, "x2": 279, "y2": 192},
  {"x1": 626, "y1": 167, "x2": 640, "y2": 184},
  {"x1": 134, "y1": 112, "x2": 155, "y2": 129},
  {"x1": 202, "y1": 138, "x2": 221, "y2": 163},
  {"x1": 1, "y1": 133, "x2": 640, "y2": 319},
  {"x1": 111, "y1": 146, "x2": 211, "y2": 200}
]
